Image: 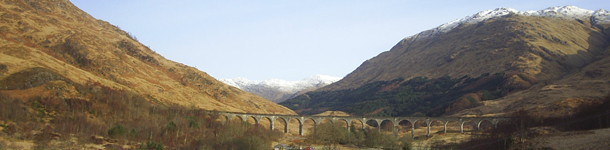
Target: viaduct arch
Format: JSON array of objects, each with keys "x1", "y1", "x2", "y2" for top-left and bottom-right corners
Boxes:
[{"x1": 206, "y1": 111, "x2": 510, "y2": 137}]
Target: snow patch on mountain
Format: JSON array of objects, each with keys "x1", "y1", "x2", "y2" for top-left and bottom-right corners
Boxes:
[
  {"x1": 220, "y1": 75, "x2": 342, "y2": 93},
  {"x1": 409, "y1": 5, "x2": 610, "y2": 40}
]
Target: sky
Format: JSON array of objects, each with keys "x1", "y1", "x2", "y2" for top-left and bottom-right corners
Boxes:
[{"x1": 70, "y1": 0, "x2": 609, "y2": 81}]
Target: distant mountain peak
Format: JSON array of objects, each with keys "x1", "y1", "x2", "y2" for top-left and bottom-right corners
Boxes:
[
  {"x1": 221, "y1": 75, "x2": 342, "y2": 93},
  {"x1": 409, "y1": 5, "x2": 610, "y2": 41},
  {"x1": 220, "y1": 75, "x2": 342, "y2": 102}
]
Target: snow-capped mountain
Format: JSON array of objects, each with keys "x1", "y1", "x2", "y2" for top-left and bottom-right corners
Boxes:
[
  {"x1": 220, "y1": 75, "x2": 342, "y2": 103},
  {"x1": 409, "y1": 5, "x2": 610, "y2": 41}
]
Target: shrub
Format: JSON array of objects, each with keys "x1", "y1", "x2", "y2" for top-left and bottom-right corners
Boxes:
[
  {"x1": 481, "y1": 90, "x2": 496, "y2": 100},
  {"x1": 140, "y1": 141, "x2": 164, "y2": 150},
  {"x1": 0, "y1": 64, "x2": 7, "y2": 73},
  {"x1": 108, "y1": 124, "x2": 126, "y2": 138},
  {"x1": 187, "y1": 117, "x2": 200, "y2": 128},
  {"x1": 129, "y1": 129, "x2": 138, "y2": 138},
  {"x1": 165, "y1": 121, "x2": 177, "y2": 132}
]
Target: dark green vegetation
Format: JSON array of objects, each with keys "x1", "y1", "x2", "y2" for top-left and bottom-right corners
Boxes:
[
  {"x1": 281, "y1": 72, "x2": 537, "y2": 116},
  {"x1": 0, "y1": 82, "x2": 281, "y2": 149}
]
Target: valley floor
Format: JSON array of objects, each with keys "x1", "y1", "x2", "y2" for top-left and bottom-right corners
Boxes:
[
  {"x1": 3, "y1": 124, "x2": 609, "y2": 149},
  {"x1": 512, "y1": 128, "x2": 610, "y2": 150}
]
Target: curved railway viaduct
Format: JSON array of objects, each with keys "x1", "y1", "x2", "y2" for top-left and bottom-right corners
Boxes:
[{"x1": 205, "y1": 111, "x2": 510, "y2": 137}]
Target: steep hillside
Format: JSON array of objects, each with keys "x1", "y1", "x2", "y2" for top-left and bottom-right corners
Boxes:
[
  {"x1": 322, "y1": 6, "x2": 609, "y2": 91},
  {"x1": 0, "y1": 0, "x2": 295, "y2": 115},
  {"x1": 282, "y1": 6, "x2": 610, "y2": 117},
  {"x1": 220, "y1": 75, "x2": 341, "y2": 103}
]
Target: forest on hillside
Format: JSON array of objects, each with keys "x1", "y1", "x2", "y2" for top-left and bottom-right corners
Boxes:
[{"x1": 281, "y1": 72, "x2": 538, "y2": 117}]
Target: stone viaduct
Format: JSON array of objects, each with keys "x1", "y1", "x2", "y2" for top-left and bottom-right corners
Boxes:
[{"x1": 204, "y1": 111, "x2": 511, "y2": 138}]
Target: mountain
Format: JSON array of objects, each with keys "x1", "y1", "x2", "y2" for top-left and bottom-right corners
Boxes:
[
  {"x1": 220, "y1": 75, "x2": 342, "y2": 103},
  {"x1": 281, "y1": 6, "x2": 610, "y2": 117},
  {"x1": 0, "y1": 0, "x2": 295, "y2": 115},
  {"x1": 0, "y1": 1, "x2": 296, "y2": 148},
  {"x1": 321, "y1": 5, "x2": 610, "y2": 91}
]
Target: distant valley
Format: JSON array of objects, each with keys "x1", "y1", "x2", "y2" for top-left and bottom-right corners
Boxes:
[{"x1": 0, "y1": 1, "x2": 609, "y2": 149}]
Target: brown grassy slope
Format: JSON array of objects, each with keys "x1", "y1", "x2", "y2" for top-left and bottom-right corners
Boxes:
[
  {"x1": 0, "y1": 0, "x2": 295, "y2": 115},
  {"x1": 321, "y1": 14, "x2": 609, "y2": 91},
  {"x1": 453, "y1": 44, "x2": 610, "y2": 117},
  {"x1": 312, "y1": 14, "x2": 609, "y2": 117}
]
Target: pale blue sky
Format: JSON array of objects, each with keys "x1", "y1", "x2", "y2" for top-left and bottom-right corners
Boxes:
[{"x1": 70, "y1": 0, "x2": 609, "y2": 81}]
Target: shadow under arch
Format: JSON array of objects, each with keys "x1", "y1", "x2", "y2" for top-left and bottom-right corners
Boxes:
[
  {"x1": 365, "y1": 119, "x2": 380, "y2": 130},
  {"x1": 274, "y1": 117, "x2": 288, "y2": 133},
  {"x1": 380, "y1": 120, "x2": 395, "y2": 132},
  {"x1": 445, "y1": 120, "x2": 460, "y2": 133},
  {"x1": 302, "y1": 118, "x2": 316, "y2": 135},
  {"x1": 350, "y1": 119, "x2": 364, "y2": 132},
  {"x1": 478, "y1": 119, "x2": 494, "y2": 131},
  {"x1": 287, "y1": 118, "x2": 303, "y2": 135},
  {"x1": 229, "y1": 115, "x2": 244, "y2": 124},
  {"x1": 335, "y1": 119, "x2": 350, "y2": 131},
  {"x1": 429, "y1": 120, "x2": 444, "y2": 134},
  {"x1": 495, "y1": 119, "x2": 511, "y2": 129},
  {"x1": 461, "y1": 119, "x2": 476, "y2": 133},
  {"x1": 258, "y1": 117, "x2": 273, "y2": 130},
  {"x1": 217, "y1": 115, "x2": 229, "y2": 125},
  {"x1": 397, "y1": 119, "x2": 413, "y2": 137},
  {"x1": 246, "y1": 116, "x2": 258, "y2": 125},
  {"x1": 412, "y1": 120, "x2": 429, "y2": 137}
]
